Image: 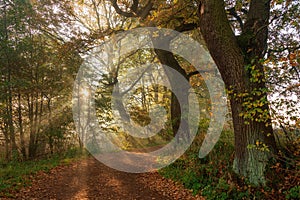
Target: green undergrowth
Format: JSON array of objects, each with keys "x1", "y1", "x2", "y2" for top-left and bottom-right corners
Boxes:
[
  {"x1": 159, "y1": 129, "x2": 300, "y2": 200},
  {"x1": 0, "y1": 148, "x2": 89, "y2": 197}
]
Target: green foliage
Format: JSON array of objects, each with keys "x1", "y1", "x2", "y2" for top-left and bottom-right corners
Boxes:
[
  {"x1": 181, "y1": 170, "x2": 202, "y2": 195},
  {"x1": 0, "y1": 0, "x2": 298, "y2": 197},
  {"x1": 0, "y1": 0, "x2": 82, "y2": 161},
  {"x1": 160, "y1": 123, "x2": 235, "y2": 197},
  {"x1": 202, "y1": 181, "x2": 230, "y2": 200},
  {"x1": 285, "y1": 186, "x2": 300, "y2": 199},
  {"x1": 160, "y1": 122, "x2": 299, "y2": 199}
]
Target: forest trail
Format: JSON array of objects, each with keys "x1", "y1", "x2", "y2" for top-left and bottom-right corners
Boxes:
[{"x1": 9, "y1": 157, "x2": 204, "y2": 200}]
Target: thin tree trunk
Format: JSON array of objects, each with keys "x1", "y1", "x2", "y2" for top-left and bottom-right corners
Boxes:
[
  {"x1": 4, "y1": 132, "x2": 10, "y2": 161},
  {"x1": 7, "y1": 62, "x2": 17, "y2": 158},
  {"x1": 1, "y1": 0, "x2": 11, "y2": 161},
  {"x1": 2, "y1": 122, "x2": 10, "y2": 161},
  {"x1": 28, "y1": 93, "x2": 36, "y2": 158},
  {"x1": 17, "y1": 92, "x2": 26, "y2": 159},
  {"x1": 4, "y1": 9, "x2": 17, "y2": 157},
  {"x1": 154, "y1": 48, "x2": 191, "y2": 143},
  {"x1": 76, "y1": 80, "x2": 83, "y2": 149},
  {"x1": 36, "y1": 92, "x2": 44, "y2": 149},
  {"x1": 47, "y1": 97, "x2": 54, "y2": 154}
]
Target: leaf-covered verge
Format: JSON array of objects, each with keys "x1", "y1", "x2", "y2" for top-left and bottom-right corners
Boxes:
[
  {"x1": 0, "y1": 148, "x2": 89, "y2": 198},
  {"x1": 159, "y1": 128, "x2": 300, "y2": 200}
]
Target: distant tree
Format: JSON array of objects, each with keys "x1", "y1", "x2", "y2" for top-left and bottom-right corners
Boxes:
[{"x1": 0, "y1": 0, "x2": 82, "y2": 159}]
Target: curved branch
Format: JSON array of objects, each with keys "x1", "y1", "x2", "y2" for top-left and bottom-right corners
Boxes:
[
  {"x1": 227, "y1": 7, "x2": 244, "y2": 31},
  {"x1": 131, "y1": 0, "x2": 139, "y2": 13},
  {"x1": 110, "y1": 0, "x2": 153, "y2": 19},
  {"x1": 110, "y1": 0, "x2": 136, "y2": 17},
  {"x1": 120, "y1": 64, "x2": 152, "y2": 96},
  {"x1": 137, "y1": 0, "x2": 153, "y2": 19}
]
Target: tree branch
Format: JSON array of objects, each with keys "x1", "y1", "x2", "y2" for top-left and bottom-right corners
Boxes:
[
  {"x1": 110, "y1": 0, "x2": 136, "y2": 17},
  {"x1": 120, "y1": 64, "x2": 152, "y2": 96},
  {"x1": 268, "y1": 45, "x2": 300, "y2": 54},
  {"x1": 198, "y1": 0, "x2": 245, "y2": 88},
  {"x1": 137, "y1": 0, "x2": 153, "y2": 19},
  {"x1": 187, "y1": 69, "x2": 215, "y2": 79},
  {"x1": 175, "y1": 23, "x2": 198, "y2": 32},
  {"x1": 280, "y1": 83, "x2": 300, "y2": 94},
  {"x1": 227, "y1": 7, "x2": 244, "y2": 31},
  {"x1": 131, "y1": 0, "x2": 139, "y2": 13},
  {"x1": 242, "y1": 0, "x2": 271, "y2": 57},
  {"x1": 110, "y1": 0, "x2": 153, "y2": 19}
]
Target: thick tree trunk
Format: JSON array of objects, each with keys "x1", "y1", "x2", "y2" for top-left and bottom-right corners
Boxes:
[
  {"x1": 199, "y1": 0, "x2": 277, "y2": 185},
  {"x1": 230, "y1": 87, "x2": 276, "y2": 185}
]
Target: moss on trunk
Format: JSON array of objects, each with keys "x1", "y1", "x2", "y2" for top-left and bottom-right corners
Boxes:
[{"x1": 199, "y1": 0, "x2": 277, "y2": 186}]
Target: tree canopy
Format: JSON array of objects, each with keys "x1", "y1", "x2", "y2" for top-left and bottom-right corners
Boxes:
[{"x1": 0, "y1": 0, "x2": 299, "y2": 191}]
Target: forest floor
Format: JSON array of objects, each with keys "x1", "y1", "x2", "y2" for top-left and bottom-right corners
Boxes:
[{"x1": 6, "y1": 156, "x2": 204, "y2": 200}]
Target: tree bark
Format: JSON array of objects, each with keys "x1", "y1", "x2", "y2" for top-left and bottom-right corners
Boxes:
[
  {"x1": 17, "y1": 92, "x2": 26, "y2": 159},
  {"x1": 2, "y1": 0, "x2": 18, "y2": 158},
  {"x1": 28, "y1": 93, "x2": 38, "y2": 158},
  {"x1": 198, "y1": 0, "x2": 277, "y2": 185},
  {"x1": 153, "y1": 47, "x2": 191, "y2": 143},
  {"x1": 47, "y1": 96, "x2": 54, "y2": 154}
]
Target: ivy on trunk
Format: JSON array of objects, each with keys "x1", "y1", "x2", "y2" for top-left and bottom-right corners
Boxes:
[{"x1": 198, "y1": 0, "x2": 277, "y2": 186}]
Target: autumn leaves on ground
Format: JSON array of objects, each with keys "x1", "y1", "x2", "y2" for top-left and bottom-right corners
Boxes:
[
  {"x1": 3, "y1": 156, "x2": 202, "y2": 200},
  {"x1": 1, "y1": 0, "x2": 300, "y2": 200}
]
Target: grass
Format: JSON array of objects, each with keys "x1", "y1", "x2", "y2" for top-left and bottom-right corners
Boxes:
[
  {"x1": 0, "y1": 148, "x2": 89, "y2": 197},
  {"x1": 1, "y1": 128, "x2": 299, "y2": 199},
  {"x1": 159, "y1": 129, "x2": 300, "y2": 200}
]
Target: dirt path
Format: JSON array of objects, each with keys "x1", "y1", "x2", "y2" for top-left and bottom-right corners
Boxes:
[{"x1": 10, "y1": 157, "x2": 203, "y2": 200}]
